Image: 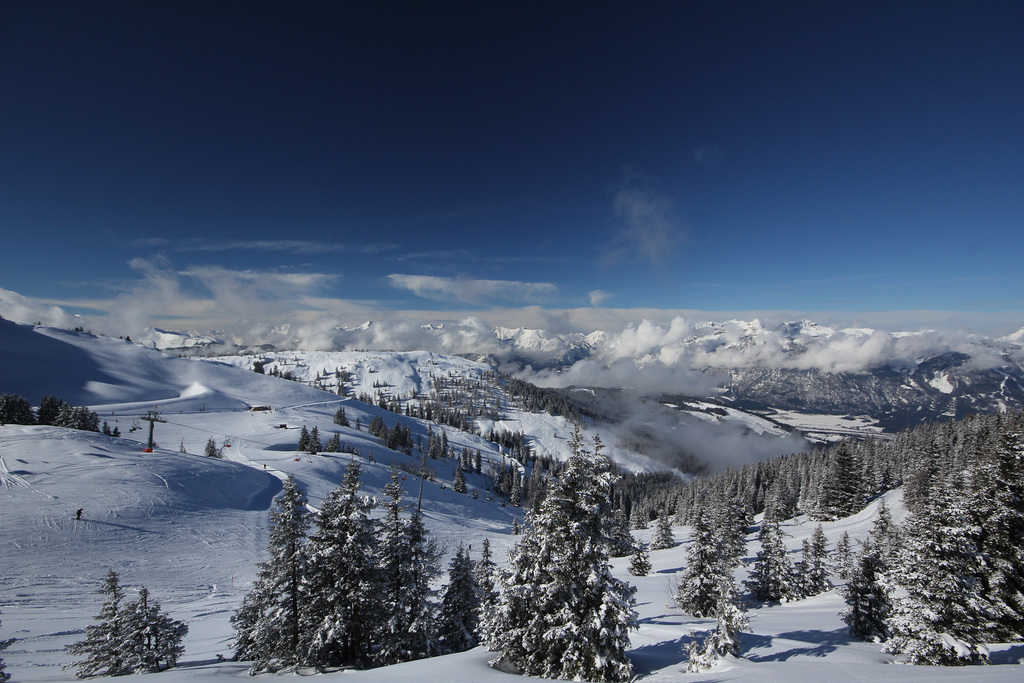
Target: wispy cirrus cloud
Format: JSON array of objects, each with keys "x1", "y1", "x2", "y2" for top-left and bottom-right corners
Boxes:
[
  {"x1": 135, "y1": 237, "x2": 399, "y2": 256},
  {"x1": 76, "y1": 258, "x2": 345, "y2": 336},
  {"x1": 387, "y1": 274, "x2": 557, "y2": 306},
  {"x1": 606, "y1": 182, "x2": 686, "y2": 268}
]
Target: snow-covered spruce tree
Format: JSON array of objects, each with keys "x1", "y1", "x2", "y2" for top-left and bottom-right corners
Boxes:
[
  {"x1": 712, "y1": 498, "x2": 749, "y2": 569},
  {"x1": 55, "y1": 404, "x2": 100, "y2": 432},
  {"x1": 763, "y1": 477, "x2": 795, "y2": 523},
  {"x1": 0, "y1": 611, "x2": 13, "y2": 683},
  {"x1": 307, "y1": 426, "x2": 322, "y2": 454},
  {"x1": 674, "y1": 510, "x2": 724, "y2": 617},
  {"x1": 629, "y1": 507, "x2": 649, "y2": 530},
  {"x1": 374, "y1": 467, "x2": 442, "y2": 666},
  {"x1": 812, "y1": 442, "x2": 862, "y2": 521},
  {"x1": 333, "y1": 406, "x2": 349, "y2": 427},
  {"x1": 474, "y1": 538, "x2": 499, "y2": 611},
  {"x1": 833, "y1": 530, "x2": 854, "y2": 580},
  {"x1": 231, "y1": 475, "x2": 310, "y2": 672},
  {"x1": 745, "y1": 521, "x2": 794, "y2": 604},
  {"x1": 628, "y1": 541, "x2": 651, "y2": 577},
  {"x1": 685, "y1": 574, "x2": 749, "y2": 673},
  {"x1": 650, "y1": 511, "x2": 675, "y2": 550},
  {"x1": 794, "y1": 524, "x2": 831, "y2": 598},
  {"x1": 453, "y1": 466, "x2": 467, "y2": 494},
  {"x1": 882, "y1": 477, "x2": 995, "y2": 665},
  {"x1": 840, "y1": 499, "x2": 898, "y2": 639},
  {"x1": 841, "y1": 538, "x2": 890, "y2": 642},
  {"x1": 606, "y1": 508, "x2": 635, "y2": 558},
  {"x1": 297, "y1": 426, "x2": 310, "y2": 453},
  {"x1": 204, "y1": 437, "x2": 221, "y2": 458},
  {"x1": 65, "y1": 569, "x2": 129, "y2": 677},
  {"x1": 121, "y1": 587, "x2": 188, "y2": 672},
  {"x1": 972, "y1": 426, "x2": 1024, "y2": 639},
  {"x1": 301, "y1": 459, "x2": 379, "y2": 668},
  {"x1": 321, "y1": 432, "x2": 337, "y2": 453},
  {"x1": 0, "y1": 393, "x2": 35, "y2": 425},
  {"x1": 486, "y1": 428, "x2": 638, "y2": 683},
  {"x1": 37, "y1": 394, "x2": 68, "y2": 425},
  {"x1": 438, "y1": 544, "x2": 481, "y2": 654}
]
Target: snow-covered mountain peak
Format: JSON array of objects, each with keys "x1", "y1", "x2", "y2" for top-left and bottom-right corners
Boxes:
[
  {"x1": 135, "y1": 327, "x2": 223, "y2": 350},
  {"x1": 998, "y1": 327, "x2": 1024, "y2": 345}
]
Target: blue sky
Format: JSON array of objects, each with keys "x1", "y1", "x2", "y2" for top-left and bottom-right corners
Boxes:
[{"x1": 1, "y1": 1, "x2": 1022, "y2": 336}]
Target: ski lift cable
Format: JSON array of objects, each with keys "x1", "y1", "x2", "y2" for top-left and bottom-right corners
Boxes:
[{"x1": 157, "y1": 418, "x2": 283, "y2": 449}]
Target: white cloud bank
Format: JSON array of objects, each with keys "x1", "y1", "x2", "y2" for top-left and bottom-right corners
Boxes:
[{"x1": 3, "y1": 268, "x2": 1021, "y2": 387}]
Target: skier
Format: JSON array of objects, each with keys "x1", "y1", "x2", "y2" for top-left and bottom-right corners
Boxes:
[{"x1": 76, "y1": 508, "x2": 83, "y2": 520}]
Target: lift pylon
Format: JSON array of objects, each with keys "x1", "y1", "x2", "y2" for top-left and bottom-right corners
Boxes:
[{"x1": 140, "y1": 410, "x2": 166, "y2": 452}]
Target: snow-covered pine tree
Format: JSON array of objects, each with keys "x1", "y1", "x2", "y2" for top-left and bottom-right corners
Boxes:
[
  {"x1": 628, "y1": 541, "x2": 651, "y2": 577},
  {"x1": 375, "y1": 467, "x2": 442, "y2": 666},
  {"x1": 833, "y1": 530, "x2": 854, "y2": 580},
  {"x1": 509, "y1": 473, "x2": 522, "y2": 507},
  {"x1": 486, "y1": 428, "x2": 638, "y2": 683},
  {"x1": 204, "y1": 436, "x2": 221, "y2": 458},
  {"x1": 763, "y1": 477, "x2": 795, "y2": 522},
  {"x1": 297, "y1": 426, "x2": 310, "y2": 453},
  {"x1": 712, "y1": 498, "x2": 749, "y2": 569},
  {"x1": 325, "y1": 431, "x2": 341, "y2": 453},
  {"x1": 121, "y1": 587, "x2": 188, "y2": 672},
  {"x1": 685, "y1": 573, "x2": 749, "y2": 673},
  {"x1": 812, "y1": 442, "x2": 862, "y2": 521},
  {"x1": 867, "y1": 498, "x2": 899, "y2": 563},
  {"x1": 839, "y1": 499, "x2": 898, "y2": 640},
  {"x1": 453, "y1": 466, "x2": 467, "y2": 494},
  {"x1": 0, "y1": 393, "x2": 35, "y2": 425},
  {"x1": 674, "y1": 510, "x2": 724, "y2": 617},
  {"x1": 475, "y1": 540, "x2": 498, "y2": 606},
  {"x1": 650, "y1": 510, "x2": 675, "y2": 550},
  {"x1": 840, "y1": 537, "x2": 890, "y2": 642},
  {"x1": 307, "y1": 426, "x2": 322, "y2": 454},
  {"x1": 333, "y1": 406, "x2": 349, "y2": 426},
  {"x1": 629, "y1": 507, "x2": 649, "y2": 530},
  {"x1": 36, "y1": 394, "x2": 67, "y2": 425},
  {"x1": 438, "y1": 545, "x2": 481, "y2": 654},
  {"x1": 972, "y1": 426, "x2": 1024, "y2": 639},
  {"x1": 301, "y1": 458, "x2": 379, "y2": 668},
  {"x1": 745, "y1": 521, "x2": 794, "y2": 603},
  {"x1": 231, "y1": 475, "x2": 310, "y2": 672},
  {"x1": 65, "y1": 569, "x2": 129, "y2": 677},
  {"x1": 606, "y1": 508, "x2": 635, "y2": 558},
  {"x1": 883, "y1": 476, "x2": 995, "y2": 665},
  {"x1": 794, "y1": 524, "x2": 831, "y2": 598}
]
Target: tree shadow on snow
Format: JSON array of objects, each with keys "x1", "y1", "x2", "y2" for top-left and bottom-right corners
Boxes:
[
  {"x1": 988, "y1": 644, "x2": 1024, "y2": 665},
  {"x1": 628, "y1": 635, "x2": 692, "y2": 678},
  {"x1": 743, "y1": 627, "x2": 854, "y2": 662}
]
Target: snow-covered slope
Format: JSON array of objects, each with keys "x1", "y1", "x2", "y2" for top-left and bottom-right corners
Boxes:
[
  {"x1": 0, "y1": 318, "x2": 330, "y2": 410},
  {"x1": 4, "y1": 431, "x2": 1022, "y2": 681}
]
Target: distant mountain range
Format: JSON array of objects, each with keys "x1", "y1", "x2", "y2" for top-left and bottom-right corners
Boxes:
[{"x1": 138, "y1": 318, "x2": 1024, "y2": 431}]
